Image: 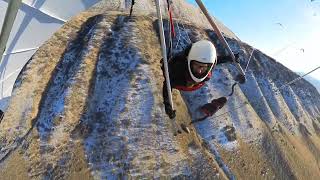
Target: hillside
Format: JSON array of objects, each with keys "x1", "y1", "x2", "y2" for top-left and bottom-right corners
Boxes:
[
  {"x1": 297, "y1": 72, "x2": 320, "y2": 93},
  {"x1": 0, "y1": 0, "x2": 320, "y2": 179}
]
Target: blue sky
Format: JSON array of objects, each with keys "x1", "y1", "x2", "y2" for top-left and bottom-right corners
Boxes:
[{"x1": 186, "y1": 0, "x2": 320, "y2": 80}]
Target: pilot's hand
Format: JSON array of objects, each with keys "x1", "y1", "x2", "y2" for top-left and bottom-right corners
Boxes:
[{"x1": 165, "y1": 104, "x2": 176, "y2": 119}]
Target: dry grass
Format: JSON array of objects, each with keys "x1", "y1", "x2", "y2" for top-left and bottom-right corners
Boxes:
[
  {"x1": 263, "y1": 123, "x2": 320, "y2": 180},
  {"x1": 1, "y1": 9, "x2": 320, "y2": 179},
  {"x1": 134, "y1": 16, "x2": 227, "y2": 179},
  {"x1": 0, "y1": 149, "x2": 29, "y2": 180},
  {"x1": 66, "y1": 141, "x2": 93, "y2": 180},
  {"x1": 219, "y1": 138, "x2": 277, "y2": 180},
  {"x1": 218, "y1": 120, "x2": 320, "y2": 180}
]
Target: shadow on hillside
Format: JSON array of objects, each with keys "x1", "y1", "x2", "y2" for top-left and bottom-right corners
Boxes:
[
  {"x1": 33, "y1": 14, "x2": 105, "y2": 178},
  {"x1": 261, "y1": 131, "x2": 297, "y2": 180},
  {"x1": 312, "y1": 121, "x2": 320, "y2": 136},
  {"x1": 69, "y1": 15, "x2": 155, "y2": 178},
  {"x1": 299, "y1": 123, "x2": 320, "y2": 164},
  {"x1": 34, "y1": 14, "x2": 104, "y2": 143},
  {"x1": 0, "y1": 14, "x2": 104, "y2": 170}
]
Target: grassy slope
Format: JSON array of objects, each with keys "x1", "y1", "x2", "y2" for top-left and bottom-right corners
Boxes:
[{"x1": 0, "y1": 8, "x2": 320, "y2": 180}]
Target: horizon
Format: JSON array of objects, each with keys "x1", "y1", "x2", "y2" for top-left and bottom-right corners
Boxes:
[{"x1": 186, "y1": 0, "x2": 320, "y2": 81}]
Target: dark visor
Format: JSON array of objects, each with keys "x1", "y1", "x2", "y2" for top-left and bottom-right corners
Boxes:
[{"x1": 190, "y1": 60, "x2": 213, "y2": 79}]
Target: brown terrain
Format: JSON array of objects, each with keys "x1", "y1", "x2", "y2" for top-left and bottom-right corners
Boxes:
[{"x1": 0, "y1": 0, "x2": 320, "y2": 179}]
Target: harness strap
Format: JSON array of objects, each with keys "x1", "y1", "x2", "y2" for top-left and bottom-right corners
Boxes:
[{"x1": 166, "y1": 0, "x2": 176, "y2": 60}]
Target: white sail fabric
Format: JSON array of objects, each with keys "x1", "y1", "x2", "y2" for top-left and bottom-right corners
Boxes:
[{"x1": 0, "y1": 0, "x2": 100, "y2": 109}]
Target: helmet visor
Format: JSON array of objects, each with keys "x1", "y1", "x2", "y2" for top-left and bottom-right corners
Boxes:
[{"x1": 190, "y1": 60, "x2": 213, "y2": 79}]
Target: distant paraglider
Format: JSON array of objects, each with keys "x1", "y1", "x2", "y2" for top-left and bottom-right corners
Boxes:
[{"x1": 275, "y1": 22, "x2": 284, "y2": 28}]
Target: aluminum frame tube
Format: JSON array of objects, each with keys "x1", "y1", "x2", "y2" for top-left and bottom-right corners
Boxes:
[
  {"x1": 0, "y1": 0, "x2": 23, "y2": 63},
  {"x1": 155, "y1": 0, "x2": 174, "y2": 110},
  {"x1": 195, "y1": 0, "x2": 245, "y2": 76}
]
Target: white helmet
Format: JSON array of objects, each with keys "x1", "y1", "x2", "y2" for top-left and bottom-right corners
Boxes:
[{"x1": 187, "y1": 40, "x2": 217, "y2": 82}]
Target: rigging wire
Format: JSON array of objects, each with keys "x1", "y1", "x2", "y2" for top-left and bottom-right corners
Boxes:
[
  {"x1": 198, "y1": 64, "x2": 320, "y2": 122},
  {"x1": 244, "y1": 48, "x2": 255, "y2": 73},
  {"x1": 278, "y1": 66, "x2": 320, "y2": 90},
  {"x1": 171, "y1": 2, "x2": 192, "y2": 45},
  {"x1": 227, "y1": 48, "x2": 255, "y2": 97},
  {"x1": 161, "y1": 0, "x2": 320, "y2": 123}
]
